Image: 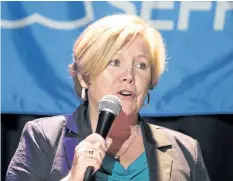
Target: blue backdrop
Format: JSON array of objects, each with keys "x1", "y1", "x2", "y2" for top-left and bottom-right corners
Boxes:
[{"x1": 1, "y1": 1, "x2": 233, "y2": 116}]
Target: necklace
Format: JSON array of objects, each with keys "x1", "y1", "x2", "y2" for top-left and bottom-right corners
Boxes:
[{"x1": 113, "y1": 124, "x2": 140, "y2": 160}]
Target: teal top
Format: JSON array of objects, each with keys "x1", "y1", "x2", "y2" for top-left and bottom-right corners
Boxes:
[{"x1": 95, "y1": 152, "x2": 149, "y2": 180}]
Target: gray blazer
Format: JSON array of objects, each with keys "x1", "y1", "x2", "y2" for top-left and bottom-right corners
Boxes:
[{"x1": 6, "y1": 104, "x2": 210, "y2": 181}]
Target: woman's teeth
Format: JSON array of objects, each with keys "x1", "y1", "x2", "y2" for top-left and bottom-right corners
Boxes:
[{"x1": 120, "y1": 91, "x2": 132, "y2": 96}]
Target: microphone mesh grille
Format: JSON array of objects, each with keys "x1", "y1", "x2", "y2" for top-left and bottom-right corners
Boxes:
[{"x1": 99, "y1": 95, "x2": 122, "y2": 116}]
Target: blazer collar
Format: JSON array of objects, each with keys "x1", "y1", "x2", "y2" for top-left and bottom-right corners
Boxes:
[
  {"x1": 65, "y1": 102, "x2": 91, "y2": 136},
  {"x1": 140, "y1": 116, "x2": 174, "y2": 181}
]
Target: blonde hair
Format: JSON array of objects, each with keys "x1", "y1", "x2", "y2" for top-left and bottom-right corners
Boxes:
[{"x1": 69, "y1": 14, "x2": 166, "y2": 97}]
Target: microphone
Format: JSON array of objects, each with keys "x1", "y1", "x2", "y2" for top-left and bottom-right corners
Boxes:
[{"x1": 83, "y1": 95, "x2": 122, "y2": 181}]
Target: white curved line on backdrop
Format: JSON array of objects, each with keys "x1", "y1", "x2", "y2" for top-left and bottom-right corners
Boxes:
[
  {"x1": 107, "y1": 1, "x2": 137, "y2": 14},
  {"x1": 0, "y1": 1, "x2": 94, "y2": 30}
]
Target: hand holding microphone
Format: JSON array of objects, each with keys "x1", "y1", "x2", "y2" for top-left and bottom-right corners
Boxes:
[
  {"x1": 69, "y1": 133, "x2": 112, "y2": 181},
  {"x1": 69, "y1": 95, "x2": 122, "y2": 181}
]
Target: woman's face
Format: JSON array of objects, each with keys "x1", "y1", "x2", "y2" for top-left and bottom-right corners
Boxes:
[{"x1": 87, "y1": 35, "x2": 152, "y2": 117}]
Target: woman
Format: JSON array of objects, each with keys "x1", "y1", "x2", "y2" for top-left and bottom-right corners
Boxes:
[{"x1": 6, "y1": 14, "x2": 210, "y2": 181}]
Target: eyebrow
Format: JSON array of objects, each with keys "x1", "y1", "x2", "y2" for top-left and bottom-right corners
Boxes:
[
  {"x1": 133, "y1": 53, "x2": 150, "y2": 61},
  {"x1": 113, "y1": 52, "x2": 150, "y2": 61}
]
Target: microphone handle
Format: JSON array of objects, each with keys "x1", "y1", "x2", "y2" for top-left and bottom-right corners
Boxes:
[
  {"x1": 83, "y1": 166, "x2": 94, "y2": 181},
  {"x1": 83, "y1": 111, "x2": 116, "y2": 181}
]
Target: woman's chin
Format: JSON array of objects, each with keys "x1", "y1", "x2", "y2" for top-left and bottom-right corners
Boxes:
[{"x1": 120, "y1": 104, "x2": 138, "y2": 117}]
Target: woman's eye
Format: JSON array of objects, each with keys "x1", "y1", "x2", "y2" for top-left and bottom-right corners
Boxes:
[
  {"x1": 135, "y1": 62, "x2": 148, "y2": 70},
  {"x1": 108, "y1": 59, "x2": 120, "y2": 67}
]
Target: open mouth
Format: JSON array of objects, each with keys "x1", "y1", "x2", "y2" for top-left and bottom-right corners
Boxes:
[
  {"x1": 120, "y1": 91, "x2": 132, "y2": 97},
  {"x1": 117, "y1": 90, "x2": 135, "y2": 100}
]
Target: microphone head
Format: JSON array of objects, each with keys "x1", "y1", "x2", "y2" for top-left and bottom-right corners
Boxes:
[{"x1": 99, "y1": 95, "x2": 122, "y2": 116}]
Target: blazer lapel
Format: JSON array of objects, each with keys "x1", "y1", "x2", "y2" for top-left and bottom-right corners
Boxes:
[
  {"x1": 63, "y1": 114, "x2": 80, "y2": 168},
  {"x1": 63, "y1": 136, "x2": 79, "y2": 168},
  {"x1": 140, "y1": 119, "x2": 174, "y2": 181},
  {"x1": 63, "y1": 104, "x2": 92, "y2": 169}
]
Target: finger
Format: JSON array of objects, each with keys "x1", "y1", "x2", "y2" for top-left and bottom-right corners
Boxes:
[
  {"x1": 106, "y1": 137, "x2": 113, "y2": 150},
  {"x1": 80, "y1": 149, "x2": 95, "y2": 159},
  {"x1": 75, "y1": 145, "x2": 106, "y2": 162},
  {"x1": 70, "y1": 155, "x2": 100, "y2": 180},
  {"x1": 93, "y1": 149, "x2": 104, "y2": 166},
  {"x1": 76, "y1": 142, "x2": 106, "y2": 158},
  {"x1": 80, "y1": 149, "x2": 104, "y2": 165},
  {"x1": 78, "y1": 156, "x2": 101, "y2": 172},
  {"x1": 92, "y1": 142, "x2": 106, "y2": 158},
  {"x1": 85, "y1": 133, "x2": 107, "y2": 151}
]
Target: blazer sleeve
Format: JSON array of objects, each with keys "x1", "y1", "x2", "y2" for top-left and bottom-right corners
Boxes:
[
  {"x1": 5, "y1": 120, "x2": 53, "y2": 181},
  {"x1": 194, "y1": 140, "x2": 210, "y2": 181}
]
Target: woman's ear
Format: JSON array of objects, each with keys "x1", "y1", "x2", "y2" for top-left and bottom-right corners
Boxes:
[{"x1": 77, "y1": 73, "x2": 88, "y2": 89}]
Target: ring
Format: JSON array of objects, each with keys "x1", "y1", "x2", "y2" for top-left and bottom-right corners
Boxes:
[{"x1": 88, "y1": 150, "x2": 94, "y2": 159}]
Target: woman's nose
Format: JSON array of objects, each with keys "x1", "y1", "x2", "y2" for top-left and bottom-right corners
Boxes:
[{"x1": 121, "y1": 67, "x2": 135, "y2": 84}]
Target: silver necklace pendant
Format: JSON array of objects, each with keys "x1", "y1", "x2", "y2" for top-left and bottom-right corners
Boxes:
[{"x1": 114, "y1": 155, "x2": 120, "y2": 160}]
